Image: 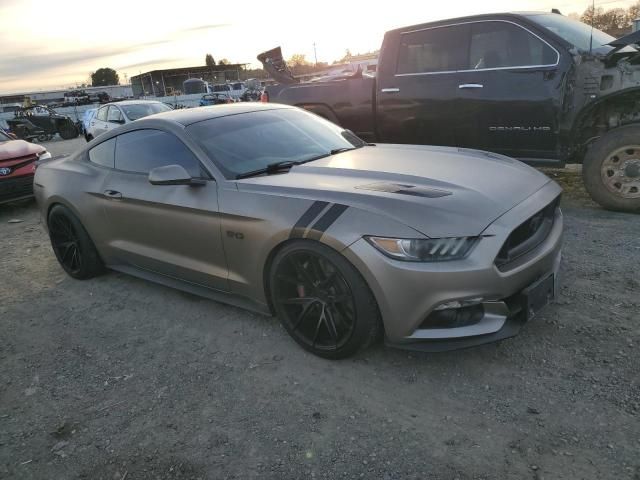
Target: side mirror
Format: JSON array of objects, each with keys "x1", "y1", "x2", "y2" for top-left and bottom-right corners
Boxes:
[{"x1": 148, "y1": 165, "x2": 206, "y2": 186}]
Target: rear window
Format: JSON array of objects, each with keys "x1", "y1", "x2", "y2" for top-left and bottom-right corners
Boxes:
[
  {"x1": 120, "y1": 103, "x2": 171, "y2": 121},
  {"x1": 397, "y1": 24, "x2": 469, "y2": 74},
  {"x1": 88, "y1": 137, "x2": 115, "y2": 168}
]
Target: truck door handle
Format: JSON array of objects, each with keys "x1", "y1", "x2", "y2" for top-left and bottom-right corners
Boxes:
[
  {"x1": 381, "y1": 88, "x2": 400, "y2": 93},
  {"x1": 459, "y1": 83, "x2": 483, "y2": 89},
  {"x1": 104, "y1": 190, "x2": 122, "y2": 199}
]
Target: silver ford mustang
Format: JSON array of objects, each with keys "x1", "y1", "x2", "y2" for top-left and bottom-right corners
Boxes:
[{"x1": 35, "y1": 104, "x2": 563, "y2": 359}]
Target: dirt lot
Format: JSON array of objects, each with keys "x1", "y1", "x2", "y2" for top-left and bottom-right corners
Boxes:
[{"x1": 1, "y1": 138, "x2": 639, "y2": 479}]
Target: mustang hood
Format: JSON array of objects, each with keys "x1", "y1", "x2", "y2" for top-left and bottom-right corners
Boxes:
[
  {"x1": 0, "y1": 139, "x2": 44, "y2": 162},
  {"x1": 238, "y1": 144, "x2": 554, "y2": 237}
]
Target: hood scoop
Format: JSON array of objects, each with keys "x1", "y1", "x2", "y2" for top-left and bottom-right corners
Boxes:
[{"x1": 355, "y1": 182, "x2": 452, "y2": 198}]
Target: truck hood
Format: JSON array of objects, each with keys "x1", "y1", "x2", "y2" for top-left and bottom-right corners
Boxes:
[
  {"x1": 237, "y1": 144, "x2": 553, "y2": 237},
  {"x1": 257, "y1": 47, "x2": 298, "y2": 85},
  {"x1": 0, "y1": 139, "x2": 45, "y2": 162}
]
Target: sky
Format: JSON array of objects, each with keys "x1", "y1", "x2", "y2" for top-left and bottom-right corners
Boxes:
[{"x1": 0, "y1": 0, "x2": 637, "y2": 93}]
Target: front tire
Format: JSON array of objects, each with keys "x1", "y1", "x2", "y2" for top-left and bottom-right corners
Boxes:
[
  {"x1": 269, "y1": 241, "x2": 381, "y2": 359},
  {"x1": 48, "y1": 205, "x2": 104, "y2": 279},
  {"x1": 59, "y1": 122, "x2": 79, "y2": 140},
  {"x1": 583, "y1": 125, "x2": 640, "y2": 213}
]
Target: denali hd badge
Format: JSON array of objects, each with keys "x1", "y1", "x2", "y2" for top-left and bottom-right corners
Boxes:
[{"x1": 0, "y1": 167, "x2": 11, "y2": 176}]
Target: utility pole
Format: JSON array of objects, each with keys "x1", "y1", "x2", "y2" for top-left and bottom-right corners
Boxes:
[{"x1": 313, "y1": 42, "x2": 318, "y2": 67}]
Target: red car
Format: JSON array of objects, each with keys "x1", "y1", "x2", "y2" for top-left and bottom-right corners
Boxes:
[{"x1": 0, "y1": 130, "x2": 51, "y2": 204}]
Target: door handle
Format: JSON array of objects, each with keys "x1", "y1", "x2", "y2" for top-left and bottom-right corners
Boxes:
[
  {"x1": 381, "y1": 88, "x2": 400, "y2": 93},
  {"x1": 459, "y1": 83, "x2": 483, "y2": 89},
  {"x1": 104, "y1": 190, "x2": 122, "y2": 199}
]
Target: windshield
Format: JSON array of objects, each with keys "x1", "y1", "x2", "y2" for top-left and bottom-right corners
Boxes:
[
  {"x1": 121, "y1": 102, "x2": 171, "y2": 121},
  {"x1": 526, "y1": 13, "x2": 619, "y2": 52},
  {"x1": 187, "y1": 108, "x2": 365, "y2": 179}
]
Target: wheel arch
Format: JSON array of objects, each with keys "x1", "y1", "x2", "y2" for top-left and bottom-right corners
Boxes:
[
  {"x1": 571, "y1": 88, "x2": 640, "y2": 157},
  {"x1": 294, "y1": 103, "x2": 341, "y2": 125}
]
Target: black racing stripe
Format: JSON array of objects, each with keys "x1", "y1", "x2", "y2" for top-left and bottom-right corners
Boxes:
[
  {"x1": 306, "y1": 204, "x2": 348, "y2": 241},
  {"x1": 289, "y1": 201, "x2": 329, "y2": 239}
]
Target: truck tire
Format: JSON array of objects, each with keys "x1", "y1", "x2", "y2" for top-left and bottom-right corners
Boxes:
[
  {"x1": 582, "y1": 125, "x2": 640, "y2": 213},
  {"x1": 59, "y1": 122, "x2": 79, "y2": 140}
]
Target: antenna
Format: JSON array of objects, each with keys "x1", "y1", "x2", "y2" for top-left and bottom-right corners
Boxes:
[{"x1": 589, "y1": 0, "x2": 595, "y2": 54}]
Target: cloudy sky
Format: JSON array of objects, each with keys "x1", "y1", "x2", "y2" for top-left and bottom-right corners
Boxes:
[{"x1": 0, "y1": 0, "x2": 635, "y2": 93}]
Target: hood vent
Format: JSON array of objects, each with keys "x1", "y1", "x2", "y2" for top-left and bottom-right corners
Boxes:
[{"x1": 355, "y1": 182, "x2": 452, "y2": 198}]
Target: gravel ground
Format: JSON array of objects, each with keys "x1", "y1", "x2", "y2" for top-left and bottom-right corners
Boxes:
[{"x1": 0, "y1": 138, "x2": 638, "y2": 479}]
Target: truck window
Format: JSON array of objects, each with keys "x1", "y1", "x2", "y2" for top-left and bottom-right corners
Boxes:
[
  {"x1": 469, "y1": 21, "x2": 558, "y2": 69},
  {"x1": 396, "y1": 24, "x2": 468, "y2": 74}
]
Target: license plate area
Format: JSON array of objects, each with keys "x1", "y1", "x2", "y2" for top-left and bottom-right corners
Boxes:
[{"x1": 520, "y1": 274, "x2": 555, "y2": 320}]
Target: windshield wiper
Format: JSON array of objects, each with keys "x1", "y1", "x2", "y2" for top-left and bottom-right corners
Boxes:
[
  {"x1": 236, "y1": 160, "x2": 305, "y2": 179},
  {"x1": 235, "y1": 146, "x2": 365, "y2": 180}
]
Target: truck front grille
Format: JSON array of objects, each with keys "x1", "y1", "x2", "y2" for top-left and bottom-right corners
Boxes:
[{"x1": 495, "y1": 196, "x2": 560, "y2": 268}]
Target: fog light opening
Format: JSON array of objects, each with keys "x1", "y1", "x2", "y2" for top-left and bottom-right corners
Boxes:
[{"x1": 420, "y1": 304, "x2": 485, "y2": 329}]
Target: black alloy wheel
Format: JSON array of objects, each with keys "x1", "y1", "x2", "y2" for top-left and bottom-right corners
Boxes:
[
  {"x1": 270, "y1": 241, "x2": 380, "y2": 359},
  {"x1": 48, "y1": 205, "x2": 104, "y2": 279}
]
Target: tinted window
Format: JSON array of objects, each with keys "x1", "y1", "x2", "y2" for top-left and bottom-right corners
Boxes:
[
  {"x1": 187, "y1": 108, "x2": 365, "y2": 179},
  {"x1": 397, "y1": 24, "x2": 468, "y2": 74},
  {"x1": 107, "y1": 106, "x2": 123, "y2": 123},
  {"x1": 120, "y1": 102, "x2": 171, "y2": 121},
  {"x1": 88, "y1": 137, "x2": 115, "y2": 168},
  {"x1": 115, "y1": 130, "x2": 200, "y2": 176},
  {"x1": 96, "y1": 107, "x2": 108, "y2": 121},
  {"x1": 469, "y1": 22, "x2": 557, "y2": 69}
]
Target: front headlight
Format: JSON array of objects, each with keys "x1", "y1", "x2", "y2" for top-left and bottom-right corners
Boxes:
[
  {"x1": 365, "y1": 236, "x2": 479, "y2": 262},
  {"x1": 37, "y1": 151, "x2": 52, "y2": 161}
]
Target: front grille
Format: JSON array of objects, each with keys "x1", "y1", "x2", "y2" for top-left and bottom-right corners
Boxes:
[
  {"x1": 0, "y1": 175, "x2": 34, "y2": 203},
  {"x1": 495, "y1": 196, "x2": 560, "y2": 267}
]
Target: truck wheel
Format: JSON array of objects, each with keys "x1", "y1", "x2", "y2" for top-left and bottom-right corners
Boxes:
[
  {"x1": 583, "y1": 125, "x2": 640, "y2": 213},
  {"x1": 59, "y1": 122, "x2": 79, "y2": 140}
]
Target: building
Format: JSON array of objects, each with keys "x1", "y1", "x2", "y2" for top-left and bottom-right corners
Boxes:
[
  {"x1": 0, "y1": 84, "x2": 133, "y2": 106},
  {"x1": 131, "y1": 64, "x2": 249, "y2": 97}
]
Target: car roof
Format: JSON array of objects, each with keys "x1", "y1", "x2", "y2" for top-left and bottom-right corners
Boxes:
[
  {"x1": 104, "y1": 100, "x2": 164, "y2": 107},
  {"x1": 386, "y1": 11, "x2": 549, "y2": 33},
  {"x1": 142, "y1": 103, "x2": 295, "y2": 126}
]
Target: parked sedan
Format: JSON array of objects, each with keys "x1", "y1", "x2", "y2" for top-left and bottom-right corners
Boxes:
[
  {"x1": 35, "y1": 104, "x2": 562, "y2": 359},
  {"x1": 199, "y1": 93, "x2": 234, "y2": 106},
  {"x1": 0, "y1": 130, "x2": 51, "y2": 204},
  {"x1": 85, "y1": 100, "x2": 171, "y2": 141}
]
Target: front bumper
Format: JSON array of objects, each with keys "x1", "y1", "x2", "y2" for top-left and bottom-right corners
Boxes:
[
  {"x1": 342, "y1": 181, "x2": 563, "y2": 350},
  {"x1": 0, "y1": 174, "x2": 35, "y2": 205}
]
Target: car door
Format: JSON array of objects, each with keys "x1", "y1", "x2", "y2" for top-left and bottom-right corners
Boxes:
[
  {"x1": 101, "y1": 128, "x2": 228, "y2": 291},
  {"x1": 454, "y1": 20, "x2": 563, "y2": 159},
  {"x1": 375, "y1": 23, "x2": 470, "y2": 146},
  {"x1": 90, "y1": 106, "x2": 109, "y2": 137}
]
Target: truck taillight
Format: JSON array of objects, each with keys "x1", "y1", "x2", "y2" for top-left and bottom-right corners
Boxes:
[{"x1": 260, "y1": 91, "x2": 269, "y2": 103}]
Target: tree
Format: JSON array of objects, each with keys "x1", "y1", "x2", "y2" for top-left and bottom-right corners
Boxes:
[
  {"x1": 205, "y1": 54, "x2": 216, "y2": 68},
  {"x1": 91, "y1": 68, "x2": 119, "y2": 87},
  {"x1": 287, "y1": 53, "x2": 311, "y2": 68},
  {"x1": 580, "y1": 2, "x2": 638, "y2": 36},
  {"x1": 218, "y1": 58, "x2": 230, "y2": 65}
]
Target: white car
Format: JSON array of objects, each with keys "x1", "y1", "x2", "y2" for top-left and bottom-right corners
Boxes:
[{"x1": 86, "y1": 100, "x2": 171, "y2": 141}]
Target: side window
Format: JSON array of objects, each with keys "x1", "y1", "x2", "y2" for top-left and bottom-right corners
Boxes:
[
  {"x1": 107, "y1": 106, "x2": 123, "y2": 123},
  {"x1": 469, "y1": 22, "x2": 558, "y2": 69},
  {"x1": 397, "y1": 24, "x2": 468, "y2": 74},
  {"x1": 96, "y1": 107, "x2": 108, "y2": 122},
  {"x1": 114, "y1": 129, "x2": 201, "y2": 177},
  {"x1": 88, "y1": 137, "x2": 115, "y2": 168}
]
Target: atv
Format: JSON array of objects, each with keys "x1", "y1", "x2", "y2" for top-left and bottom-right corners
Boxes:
[{"x1": 7, "y1": 105, "x2": 79, "y2": 141}]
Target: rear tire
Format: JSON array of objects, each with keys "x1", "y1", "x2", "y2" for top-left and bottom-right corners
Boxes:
[
  {"x1": 48, "y1": 204, "x2": 104, "y2": 279},
  {"x1": 269, "y1": 240, "x2": 381, "y2": 359},
  {"x1": 583, "y1": 125, "x2": 640, "y2": 213},
  {"x1": 59, "y1": 122, "x2": 79, "y2": 140}
]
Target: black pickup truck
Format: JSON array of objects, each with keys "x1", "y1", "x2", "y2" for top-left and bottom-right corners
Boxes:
[{"x1": 259, "y1": 12, "x2": 640, "y2": 212}]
